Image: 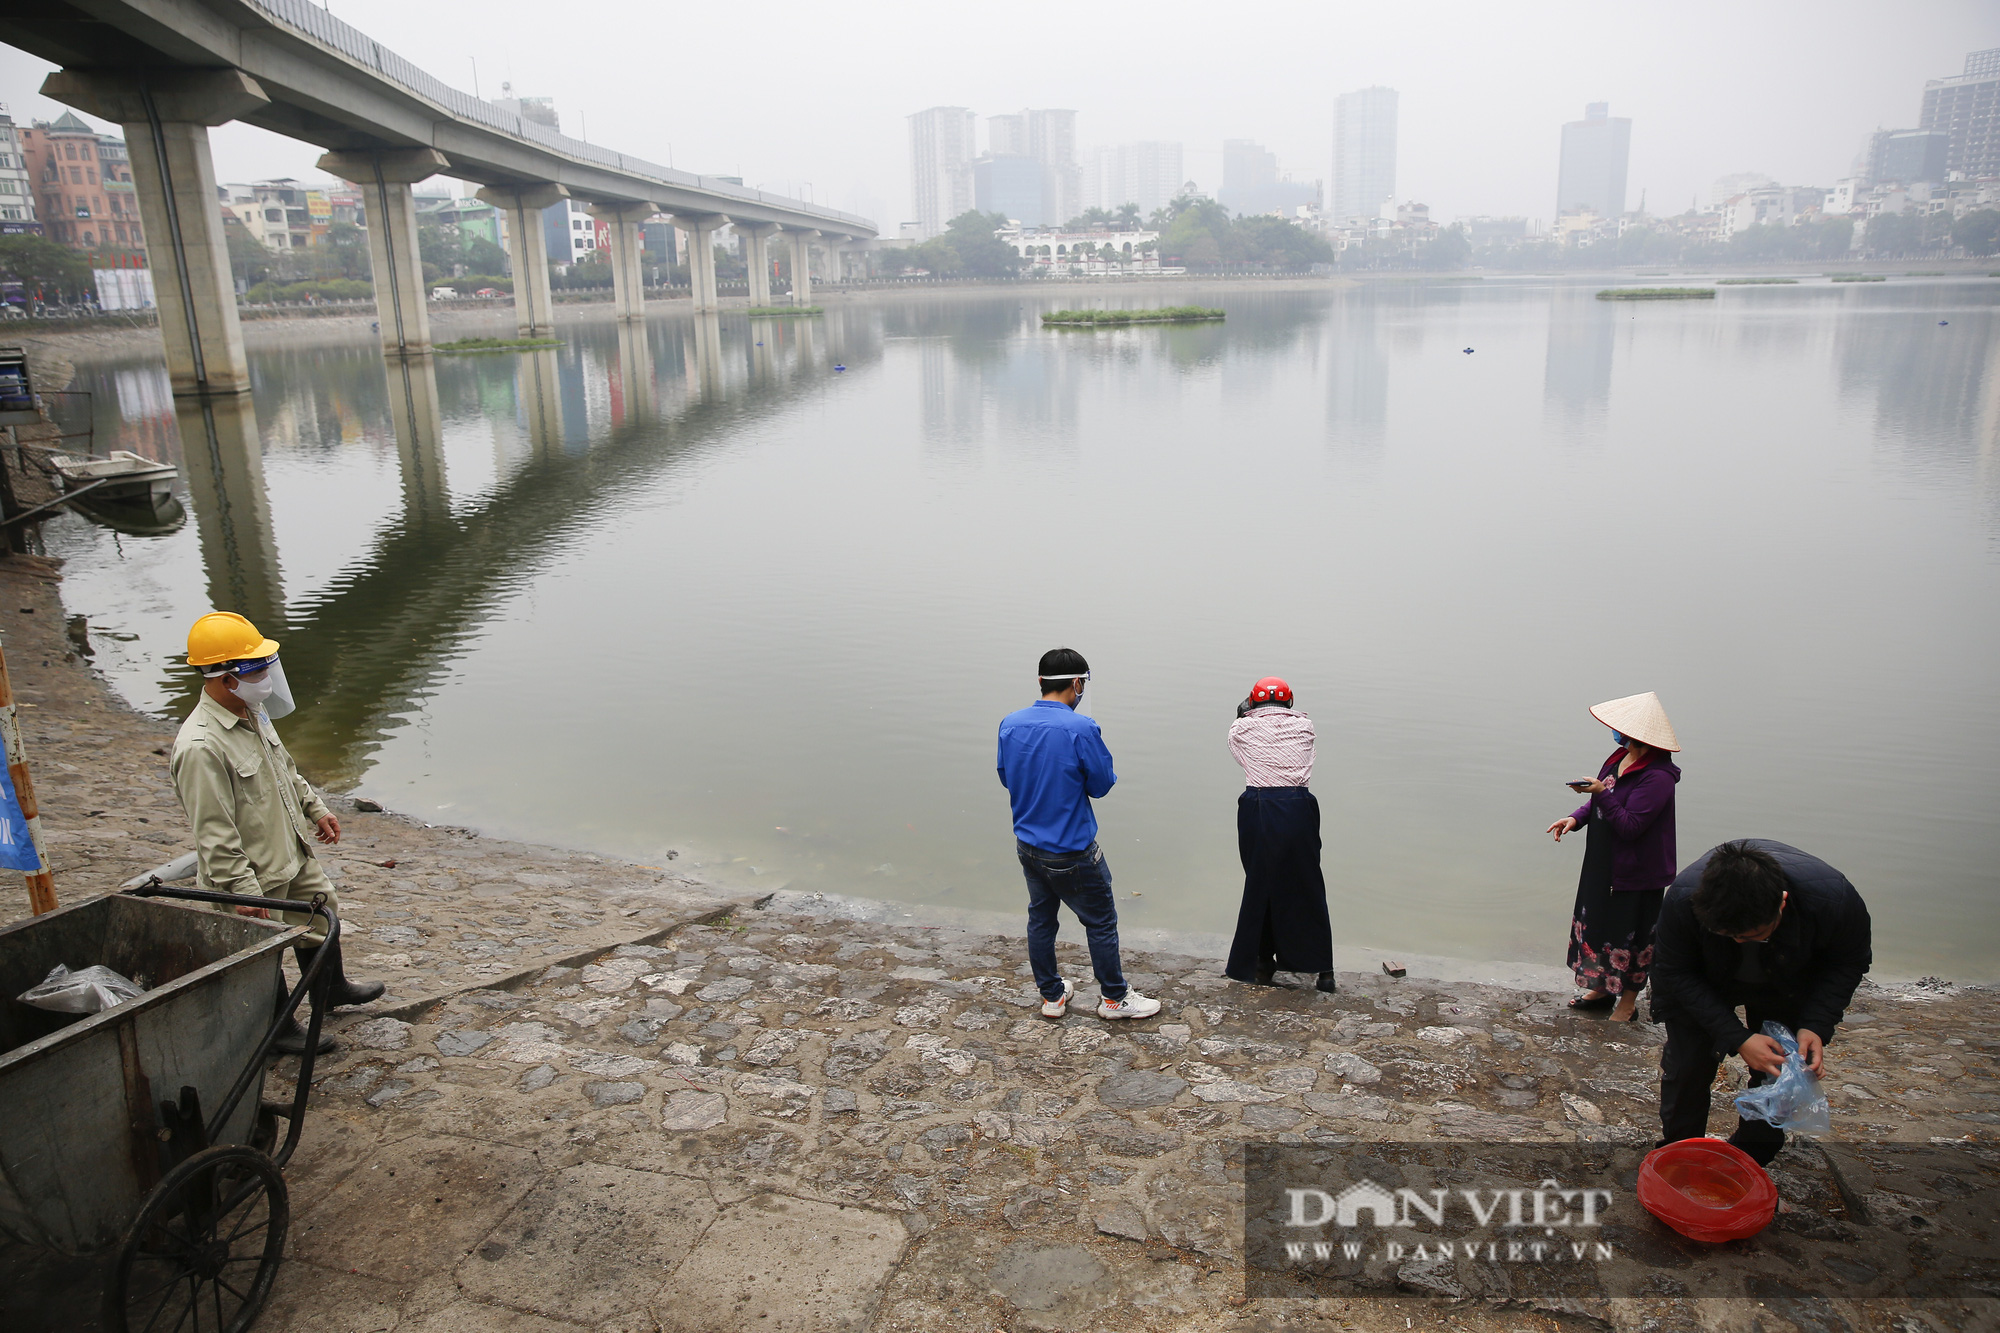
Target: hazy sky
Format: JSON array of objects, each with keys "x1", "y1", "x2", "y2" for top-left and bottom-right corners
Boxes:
[{"x1": 4, "y1": 1, "x2": 1997, "y2": 227}]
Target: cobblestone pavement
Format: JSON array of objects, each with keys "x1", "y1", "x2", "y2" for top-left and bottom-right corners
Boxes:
[{"x1": 2, "y1": 559, "x2": 1997, "y2": 1331}]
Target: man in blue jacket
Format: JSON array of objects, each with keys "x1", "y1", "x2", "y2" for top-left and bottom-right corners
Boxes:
[
  {"x1": 1650, "y1": 839, "x2": 1872, "y2": 1164},
  {"x1": 997, "y1": 648, "x2": 1161, "y2": 1021}
]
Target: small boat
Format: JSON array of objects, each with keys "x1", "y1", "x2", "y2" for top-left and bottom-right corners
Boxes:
[
  {"x1": 48, "y1": 451, "x2": 178, "y2": 503},
  {"x1": 70, "y1": 491, "x2": 186, "y2": 536}
]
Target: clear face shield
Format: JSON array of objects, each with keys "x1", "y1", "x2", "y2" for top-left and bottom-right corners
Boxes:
[{"x1": 212, "y1": 654, "x2": 297, "y2": 720}]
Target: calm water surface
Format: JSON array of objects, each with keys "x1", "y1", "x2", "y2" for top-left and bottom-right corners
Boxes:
[{"x1": 42, "y1": 280, "x2": 2000, "y2": 977}]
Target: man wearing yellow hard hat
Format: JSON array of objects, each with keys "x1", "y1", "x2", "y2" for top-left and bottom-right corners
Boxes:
[{"x1": 172, "y1": 612, "x2": 383, "y2": 1053}]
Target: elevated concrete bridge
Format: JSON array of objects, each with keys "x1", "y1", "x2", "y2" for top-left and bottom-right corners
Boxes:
[{"x1": 8, "y1": 0, "x2": 876, "y2": 392}]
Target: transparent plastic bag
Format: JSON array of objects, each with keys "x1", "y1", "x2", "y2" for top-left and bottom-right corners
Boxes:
[
  {"x1": 17, "y1": 963, "x2": 146, "y2": 1014},
  {"x1": 1733, "y1": 1020, "x2": 1832, "y2": 1135}
]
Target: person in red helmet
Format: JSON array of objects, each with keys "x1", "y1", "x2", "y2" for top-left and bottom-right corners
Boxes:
[{"x1": 1225, "y1": 677, "x2": 1336, "y2": 992}]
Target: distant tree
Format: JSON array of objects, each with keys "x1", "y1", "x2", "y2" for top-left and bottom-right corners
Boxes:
[
  {"x1": 552, "y1": 251, "x2": 614, "y2": 289},
  {"x1": 319, "y1": 222, "x2": 372, "y2": 280},
  {"x1": 223, "y1": 219, "x2": 277, "y2": 286},
  {"x1": 940, "y1": 210, "x2": 1021, "y2": 278},
  {"x1": 1423, "y1": 224, "x2": 1471, "y2": 271},
  {"x1": 1953, "y1": 209, "x2": 2000, "y2": 256},
  {"x1": 1158, "y1": 197, "x2": 1232, "y2": 265},
  {"x1": 1863, "y1": 212, "x2": 1922, "y2": 256},
  {"x1": 1064, "y1": 206, "x2": 1119, "y2": 230},
  {"x1": 1232, "y1": 214, "x2": 1335, "y2": 267},
  {"x1": 0, "y1": 234, "x2": 94, "y2": 303},
  {"x1": 463, "y1": 234, "x2": 509, "y2": 274}
]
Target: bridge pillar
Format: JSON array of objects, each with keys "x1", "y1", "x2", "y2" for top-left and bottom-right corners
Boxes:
[
  {"x1": 320, "y1": 148, "x2": 450, "y2": 358},
  {"x1": 616, "y1": 320, "x2": 656, "y2": 421},
  {"x1": 43, "y1": 69, "x2": 269, "y2": 396},
  {"x1": 672, "y1": 214, "x2": 727, "y2": 312},
  {"x1": 786, "y1": 229, "x2": 817, "y2": 306},
  {"x1": 587, "y1": 201, "x2": 657, "y2": 322},
  {"x1": 736, "y1": 223, "x2": 781, "y2": 306},
  {"x1": 477, "y1": 183, "x2": 568, "y2": 337},
  {"x1": 820, "y1": 237, "x2": 845, "y2": 286},
  {"x1": 173, "y1": 392, "x2": 284, "y2": 630},
  {"x1": 386, "y1": 355, "x2": 448, "y2": 519}
]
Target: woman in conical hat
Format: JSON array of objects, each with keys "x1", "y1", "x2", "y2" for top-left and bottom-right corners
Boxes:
[{"x1": 1547, "y1": 692, "x2": 1682, "y2": 1022}]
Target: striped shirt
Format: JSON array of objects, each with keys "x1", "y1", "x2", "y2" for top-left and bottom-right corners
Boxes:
[{"x1": 1228, "y1": 707, "x2": 1315, "y2": 787}]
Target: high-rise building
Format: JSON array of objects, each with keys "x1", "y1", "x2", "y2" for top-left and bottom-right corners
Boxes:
[
  {"x1": 909, "y1": 106, "x2": 976, "y2": 239},
  {"x1": 1026, "y1": 109, "x2": 1079, "y2": 224},
  {"x1": 1333, "y1": 87, "x2": 1397, "y2": 224},
  {"x1": 1866, "y1": 128, "x2": 1951, "y2": 186},
  {"x1": 1920, "y1": 49, "x2": 2000, "y2": 182},
  {"x1": 1083, "y1": 142, "x2": 1183, "y2": 219},
  {"x1": 988, "y1": 113, "x2": 1027, "y2": 158},
  {"x1": 973, "y1": 155, "x2": 1047, "y2": 226},
  {"x1": 1220, "y1": 139, "x2": 1318, "y2": 217},
  {"x1": 0, "y1": 106, "x2": 38, "y2": 233},
  {"x1": 981, "y1": 109, "x2": 1079, "y2": 224},
  {"x1": 1555, "y1": 102, "x2": 1632, "y2": 219}
]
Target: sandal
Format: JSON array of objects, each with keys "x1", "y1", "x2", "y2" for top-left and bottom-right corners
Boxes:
[{"x1": 1568, "y1": 992, "x2": 1616, "y2": 1012}]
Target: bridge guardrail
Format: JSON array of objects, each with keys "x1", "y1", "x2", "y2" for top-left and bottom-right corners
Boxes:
[{"x1": 249, "y1": 0, "x2": 873, "y2": 233}]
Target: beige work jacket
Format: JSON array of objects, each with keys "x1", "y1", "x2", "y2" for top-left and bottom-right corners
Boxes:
[{"x1": 170, "y1": 693, "x2": 330, "y2": 897}]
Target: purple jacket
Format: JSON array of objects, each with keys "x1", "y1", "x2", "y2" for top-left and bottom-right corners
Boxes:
[{"x1": 1571, "y1": 748, "x2": 1681, "y2": 893}]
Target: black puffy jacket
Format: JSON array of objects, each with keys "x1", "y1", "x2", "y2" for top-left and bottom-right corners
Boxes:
[{"x1": 1650, "y1": 839, "x2": 1872, "y2": 1054}]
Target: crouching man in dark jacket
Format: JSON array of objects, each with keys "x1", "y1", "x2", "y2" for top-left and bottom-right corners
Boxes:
[{"x1": 1649, "y1": 839, "x2": 1872, "y2": 1165}]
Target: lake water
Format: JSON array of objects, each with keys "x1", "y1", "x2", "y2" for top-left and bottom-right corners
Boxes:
[{"x1": 40, "y1": 279, "x2": 2000, "y2": 979}]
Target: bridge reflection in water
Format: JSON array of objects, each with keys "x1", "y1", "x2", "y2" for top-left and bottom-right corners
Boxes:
[{"x1": 153, "y1": 310, "x2": 873, "y2": 789}]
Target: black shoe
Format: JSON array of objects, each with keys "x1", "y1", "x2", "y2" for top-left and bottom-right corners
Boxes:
[
  {"x1": 1727, "y1": 1131, "x2": 1785, "y2": 1167},
  {"x1": 1568, "y1": 991, "x2": 1617, "y2": 1012},
  {"x1": 1316, "y1": 971, "x2": 1338, "y2": 994},
  {"x1": 272, "y1": 1013, "x2": 336, "y2": 1055},
  {"x1": 299, "y1": 937, "x2": 386, "y2": 1008}
]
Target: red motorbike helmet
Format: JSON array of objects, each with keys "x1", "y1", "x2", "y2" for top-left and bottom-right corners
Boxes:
[{"x1": 1249, "y1": 676, "x2": 1293, "y2": 707}]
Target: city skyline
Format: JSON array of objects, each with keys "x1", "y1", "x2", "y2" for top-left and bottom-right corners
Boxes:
[{"x1": 1, "y1": 3, "x2": 1995, "y2": 231}]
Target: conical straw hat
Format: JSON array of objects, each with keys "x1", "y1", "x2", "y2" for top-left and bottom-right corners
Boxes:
[{"x1": 1589, "y1": 692, "x2": 1681, "y2": 752}]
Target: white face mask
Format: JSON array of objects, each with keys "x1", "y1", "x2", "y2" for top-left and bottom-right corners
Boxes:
[{"x1": 227, "y1": 659, "x2": 296, "y2": 719}]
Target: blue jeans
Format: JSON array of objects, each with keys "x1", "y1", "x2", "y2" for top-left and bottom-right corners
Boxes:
[{"x1": 1017, "y1": 839, "x2": 1127, "y2": 1002}]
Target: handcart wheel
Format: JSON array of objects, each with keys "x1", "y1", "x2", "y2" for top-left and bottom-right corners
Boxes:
[{"x1": 103, "y1": 1144, "x2": 290, "y2": 1333}]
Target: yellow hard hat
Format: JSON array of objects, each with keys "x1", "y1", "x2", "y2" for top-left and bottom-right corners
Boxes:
[{"x1": 186, "y1": 612, "x2": 279, "y2": 668}]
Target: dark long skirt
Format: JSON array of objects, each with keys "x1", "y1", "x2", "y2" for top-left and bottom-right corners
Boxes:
[
  {"x1": 1226, "y1": 786, "x2": 1334, "y2": 980},
  {"x1": 1566, "y1": 823, "x2": 1663, "y2": 997}
]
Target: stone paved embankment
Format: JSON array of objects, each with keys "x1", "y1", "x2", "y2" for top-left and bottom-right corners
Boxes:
[{"x1": 1, "y1": 558, "x2": 1996, "y2": 1332}]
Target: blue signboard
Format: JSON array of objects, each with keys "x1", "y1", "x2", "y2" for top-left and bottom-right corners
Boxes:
[{"x1": 0, "y1": 755, "x2": 42, "y2": 872}]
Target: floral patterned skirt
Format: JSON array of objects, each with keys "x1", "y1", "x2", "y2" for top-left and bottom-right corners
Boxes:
[{"x1": 1567, "y1": 833, "x2": 1663, "y2": 995}]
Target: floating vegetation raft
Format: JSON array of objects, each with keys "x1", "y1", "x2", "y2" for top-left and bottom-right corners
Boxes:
[
  {"x1": 1042, "y1": 306, "x2": 1226, "y2": 326},
  {"x1": 747, "y1": 305, "x2": 823, "y2": 316},
  {"x1": 1596, "y1": 288, "x2": 1716, "y2": 301},
  {"x1": 435, "y1": 336, "x2": 561, "y2": 353},
  {"x1": 1716, "y1": 278, "x2": 1798, "y2": 285},
  {"x1": 1830, "y1": 275, "x2": 1886, "y2": 282}
]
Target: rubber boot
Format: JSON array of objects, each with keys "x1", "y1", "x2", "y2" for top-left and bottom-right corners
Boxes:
[
  {"x1": 1316, "y1": 971, "x2": 1338, "y2": 994},
  {"x1": 271, "y1": 990, "x2": 335, "y2": 1055},
  {"x1": 297, "y1": 935, "x2": 385, "y2": 1009}
]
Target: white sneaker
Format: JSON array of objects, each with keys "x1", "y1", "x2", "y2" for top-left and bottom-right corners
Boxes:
[
  {"x1": 1040, "y1": 979, "x2": 1075, "y2": 1019},
  {"x1": 1097, "y1": 989, "x2": 1162, "y2": 1020}
]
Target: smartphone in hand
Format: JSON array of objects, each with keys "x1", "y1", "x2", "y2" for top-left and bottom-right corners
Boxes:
[{"x1": 1566, "y1": 779, "x2": 1595, "y2": 791}]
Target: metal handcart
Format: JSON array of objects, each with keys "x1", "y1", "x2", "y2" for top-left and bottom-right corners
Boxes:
[{"x1": 0, "y1": 884, "x2": 337, "y2": 1332}]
